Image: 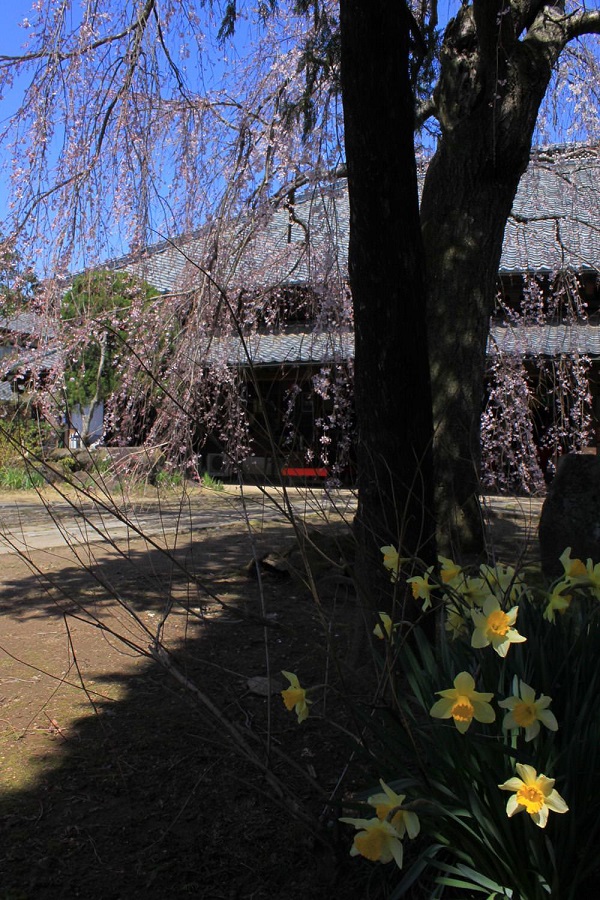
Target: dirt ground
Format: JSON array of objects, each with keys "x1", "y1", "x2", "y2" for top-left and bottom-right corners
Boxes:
[{"x1": 0, "y1": 485, "x2": 543, "y2": 900}]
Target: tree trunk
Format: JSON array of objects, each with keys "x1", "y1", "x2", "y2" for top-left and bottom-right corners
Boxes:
[
  {"x1": 422, "y1": 2, "x2": 571, "y2": 555},
  {"x1": 340, "y1": 0, "x2": 436, "y2": 615},
  {"x1": 422, "y1": 141, "x2": 519, "y2": 555}
]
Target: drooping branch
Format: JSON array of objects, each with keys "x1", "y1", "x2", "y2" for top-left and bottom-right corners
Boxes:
[{"x1": 0, "y1": 0, "x2": 157, "y2": 67}]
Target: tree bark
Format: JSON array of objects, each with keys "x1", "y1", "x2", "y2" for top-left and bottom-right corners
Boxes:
[
  {"x1": 421, "y1": 1, "x2": 584, "y2": 554},
  {"x1": 340, "y1": 0, "x2": 436, "y2": 613}
]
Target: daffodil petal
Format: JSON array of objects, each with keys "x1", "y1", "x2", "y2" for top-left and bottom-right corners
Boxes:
[
  {"x1": 454, "y1": 716, "x2": 472, "y2": 734},
  {"x1": 472, "y1": 700, "x2": 496, "y2": 723},
  {"x1": 516, "y1": 763, "x2": 538, "y2": 784},
  {"x1": 281, "y1": 670, "x2": 300, "y2": 688},
  {"x1": 538, "y1": 709, "x2": 558, "y2": 731},
  {"x1": 532, "y1": 805, "x2": 550, "y2": 828},
  {"x1": 339, "y1": 816, "x2": 373, "y2": 828},
  {"x1": 389, "y1": 837, "x2": 404, "y2": 869},
  {"x1": 429, "y1": 698, "x2": 454, "y2": 719},
  {"x1": 506, "y1": 794, "x2": 521, "y2": 817},
  {"x1": 499, "y1": 776, "x2": 525, "y2": 792},
  {"x1": 524, "y1": 720, "x2": 541, "y2": 741},
  {"x1": 453, "y1": 671, "x2": 475, "y2": 693},
  {"x1": 471, "y1": 628, "x2": 490, "y2": 649},
  {"x1": 519, "y1": 682, "x2": 536, "y2": 704},
  {"x1": 546, "y1": 790, "x2": 569, "y2": 814},
  {"x1": 404, "y1": 810, "x2": 420, "y2": 839}
]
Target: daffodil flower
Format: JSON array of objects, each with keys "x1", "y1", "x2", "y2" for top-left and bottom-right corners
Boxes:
[
  {"x1": 438, "y1": 556, "x2": 462, "y2": 587},
  {"x1": 380, "y1": 545, "x2": 401, "y2": 583},
  {"x1": 281, "y1": 671, "x2": 311, "y2": 723},
  {"x1": 559, "y1": 555, "x2": 600, "y2": 600},
  {"x1": 367, "y1": 780, "x2": 420, "y2": 839},
  {"x1": 559, "y1": 547, "x2": 587, "y2": 580},
  {"x1": 407, "y1": 568, "x2": 434, "y2": 611},
  {"x1": 544, "y1": 582, "x2": 572, "y2": 623},
  {"x1": 444, "y1": 603, "x2": 468, "y2": 640},
  {"x1": 338, "y1": 816, "x2": 405, "y2": 868},
  {"x1": 498, "y1": 679, "x2": 558, "y2": 741},
  {"x1": 480, "y1": 563, "x2": 525, "y2": 604},
  {"x1": 584, "y1": 558, "x2": 600, "y2": 599},
  {"x1": 373, "y1": 612, "x2": 395, "y2": 640},
  {"x1": 471, "y1": 597, "x2": 527, "y2": 657},
  {"x1": 499, "y1": 763, "x2": 568, "y2": 828},
  {"x1": 430, "y1": 671, "x2": 495, "y2": 733},
  {"x1": 458, "y1": 574, "x2": 490, "y2": 608}
]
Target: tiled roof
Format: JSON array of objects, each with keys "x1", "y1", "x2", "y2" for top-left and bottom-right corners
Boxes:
[
  {"x1": 121, "y1": 144, "x2": 600, "y2": 295},
  {"x1": 206, "y1": 323, "x2": 600, "y2": 367},
  {"x1": 0, "y1": 381, "x2": 13, "y2": 401},
  {"x1": 501, "y1": 147, "x2": 599, "y2": 273},
  {"x1": 0, "y1": 311, "x2": 43, "y2": 335},
  {"x1": 206, "y1": 329, "x2": 354, "y2": 367},
  {"x1": 488, "y1": 323, "x2": 600, "y2": 357}
]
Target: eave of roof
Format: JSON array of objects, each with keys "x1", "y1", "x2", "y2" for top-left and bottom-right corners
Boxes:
[
  {"x1": 202, "y1": 323, "x2": 600, "y2": 368},
  {"x1": 488, "y1": 323, "x2": 600, "y2": 357}
]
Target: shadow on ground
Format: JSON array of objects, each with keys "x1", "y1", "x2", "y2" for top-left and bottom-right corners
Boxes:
[
  {"x1": 0, "y1": 491, "x2": 544, "y2": 899},
  {"x1": 0, "y1": 509, "x2": 382, "y2": 900}
]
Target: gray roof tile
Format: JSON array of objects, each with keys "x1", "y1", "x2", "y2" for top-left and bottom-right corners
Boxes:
[
  {"x1": 206, "y1": 329, "x2": 354, "y2": 367},
  {"x1": 0, "y1": 311, "x2": 42, "y2": 334},
  {"x1": 209, "y1": 322, "x2": 600, "y2": 366},
  {"x1": 121, "y1": 144, "x2": 600, "y2": 294},
  {"x1": 488, "y1": 323, "x2": 600, "y2": 357}
]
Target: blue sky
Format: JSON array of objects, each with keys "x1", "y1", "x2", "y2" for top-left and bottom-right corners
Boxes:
[
  {"x1": 0, "y1": 4, "x2": 34, "y2": 217},
  {"x1": 0, "y1": 2, "x2": 598, "y2": 278},
  {"x1": 0, "y1": 1, "x2": 450, "y2": 254}
]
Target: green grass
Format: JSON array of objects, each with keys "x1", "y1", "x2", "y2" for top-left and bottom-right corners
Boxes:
[
  {"x1": 154, "y1": 468, "x2": 184, "y2": 489},
  {"x1": 0, "y1": 466, "x2": 46, "y2": 490},
  {"x1": 201, "y1": 471, "x2": 224, "y2": 491}
]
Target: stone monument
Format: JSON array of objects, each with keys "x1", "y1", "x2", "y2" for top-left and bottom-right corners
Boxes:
[{"x1": 539, "y1": 453, "x2": 600, "y2": 578}]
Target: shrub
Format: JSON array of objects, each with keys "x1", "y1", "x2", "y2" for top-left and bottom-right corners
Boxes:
[{"x1": 0, "y1": 410, "x2": 53, "y2": 469}]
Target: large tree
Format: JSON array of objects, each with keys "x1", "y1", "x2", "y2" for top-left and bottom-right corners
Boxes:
[
  {"x1": 421, "y1": 1, "x2": 600, "y2": 552},
  {"x1": 0, "y1": 0, "x2": 599, "y2": 558},
  {"x1": 340, "y1": 0, "x2": 436, "y2": 591}
]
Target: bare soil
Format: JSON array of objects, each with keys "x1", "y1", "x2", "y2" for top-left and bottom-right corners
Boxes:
[{"x1": 0, "y1": 486, "x2": 543, "y2": 900}]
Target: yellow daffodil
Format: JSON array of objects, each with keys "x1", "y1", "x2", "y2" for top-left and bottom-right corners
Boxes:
[
  {"x1": 480, "y1": 563, "x2": 525, "y2": 604},
  {"x1": 367, "y1": 780, "x2": 420, "y2": 839},
  {"x1": 498, "y1": 679, "x2": 558, "y2": 741},
  {"x1": 438, "y1": 556, "x2": 462, "y2": 586},
  {"x1": 584, "y1": 558, "x2": 600, "y2": 599},
  {"x1": 430, "y1": 671, "x2": 495, "y2": 733},
  {"x1": 471, "y1": 597, "x2": 527, "y2": 657},
  {"x1": 339, "y1": 816, "x2": 405, "y2": 868},
  {"x1": 373, "y1": 612, "x2": 396, "y2": 640},
  {"x1": 444, "y1": 603, "x2": 468, "y2": 640},
  {"x1": 458, "y1": 574, "x2": 490, "y2": 608},
  {"x1": 559, "y1": 547, "x2": 587, "y2": 579},
  {"x1": 380, "y1": 545, "x2": 401, "y2": 583},
  {"x1": 407, "y1": 568, "x2": 434, "y2": 611},
  {"x1": 543, "y1": 582, "x2": 572, "y2": 623},
  {"x1": 281, "y1": 671, "x2": 311, "y2": 723},
  {"x1": 499, "y1": 763, "x2": 568, "y2": 828}
]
